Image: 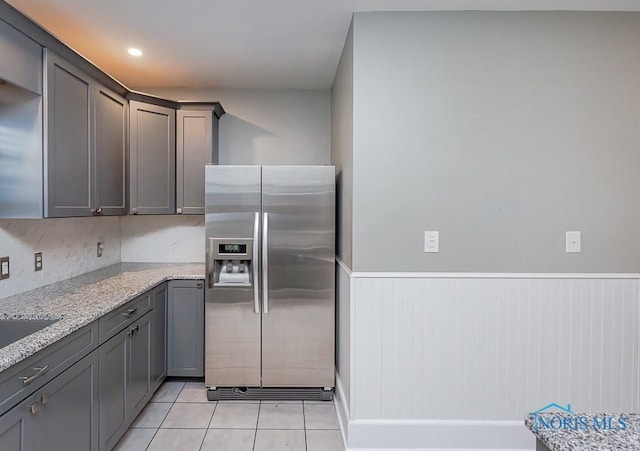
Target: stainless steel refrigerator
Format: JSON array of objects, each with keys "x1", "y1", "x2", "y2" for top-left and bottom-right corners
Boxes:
[{"x1": 204, "y1": 165, "x2": 335, "y2": 401}]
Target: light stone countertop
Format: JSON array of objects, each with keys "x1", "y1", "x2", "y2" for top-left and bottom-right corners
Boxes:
[
  {"x1": 525, "y1": 413, "x2": 640, "y2": 450},
  {"x1": 0, "y1": 263, "x2": 205, "y2": 374}
]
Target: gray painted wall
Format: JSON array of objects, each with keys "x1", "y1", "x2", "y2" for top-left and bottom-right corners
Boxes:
[
  {"x1": 331, "y1": 21, "x2": 354, "y2": 269},
  {"x1": 144, "y1": 88, "x2": 331, "y2": 165},
  {"x1": 350, "y1": 11, "x2": 640, "y2": 273}
]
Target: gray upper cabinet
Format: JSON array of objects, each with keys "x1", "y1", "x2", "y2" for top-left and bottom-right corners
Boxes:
[
  {"x1": 129, "y1": 100, "x2": 176, "y2": 215},
  {"x1": 176, "y1": 107, "x2": 220, "y2": 215},
  {"x1": 45, "y1": 50, "x2": 92, "y2": 217},
  {"x1": 45, "y1": 50, "x2": 128, "y2": 218},
  {"x1": 0, "y1": 18, "x2": 42, "y2": 95},
  {"x1": 0, "y1": 19, "x2": 43, "y2": 219},
  {"x1": 94, "y1": 86, "x2": 127, "y2": 216}
]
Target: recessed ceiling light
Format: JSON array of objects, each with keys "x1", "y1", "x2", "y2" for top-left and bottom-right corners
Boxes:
[{"x1": 128, "y1": 48, "x2": 143, "y2": 57}]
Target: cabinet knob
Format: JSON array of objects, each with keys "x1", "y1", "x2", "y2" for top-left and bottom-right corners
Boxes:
[
  {"x1": 91, "y1": 208, "x2": 97, "y2": 215},
  {"x1": 131, "y1": 208, "x2": 138, "y2": 215},
  {"x1": 177, "y1": 208, "x2": 183, "y2": 214},
  {"x1": 28, "y1": 402, "x2": 39, "y2": 415},
  {"x1": 196, "y1": 283, "x2": 203, "y2": 289},
  {"x1": 96, "y1": 208, "x2": 103, "y2": 215},
  {"x1": 40, "y1": 393, "x2": 49, "y2": 405}
]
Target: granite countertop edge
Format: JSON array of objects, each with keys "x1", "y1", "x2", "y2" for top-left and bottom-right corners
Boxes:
[
  {"x1": 0, "y1": 262, "x2": 205, "y2": 374},
  {"x1": 525, "y1": 412, "x2": 640, "y2": 451}
]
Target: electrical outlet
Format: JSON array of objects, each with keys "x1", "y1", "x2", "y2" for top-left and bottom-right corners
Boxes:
[
  {"x1": 0, "y1": 257, "x2": 9, "y2": 280},
  {"x1": 97, "y1": 242, "x2": 104, "y2": 258},
  {"x1": 424, "y1": 231, "x2": 439, "y2": 253},
  {"x1": 34, "y1": 252, "x2": 43, "y2": 271}
]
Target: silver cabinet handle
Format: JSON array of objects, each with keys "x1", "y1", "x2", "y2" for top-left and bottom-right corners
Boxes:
[
  {"x1": 90, "y1": 208, "x2": 97, "y2": 215},
  {"x1": 39, "y1": 393, "x2": 49, "y2": 405},
  {"x1": 262, "y1": 212, "x2": 269, "y2": 314},
  {"x1": 122, "y1": 307, "x2": 137, "y2": 318},
  {"x1": 177, "y1": 207, "x2": 183, "y2": 214},
  {"x1": 253, "y1": 212, "x2": 260, "y2": 314},
  {"x1": 28, "y1": 402, "x2": 39, "y2": 415},
  {"x1": 19, "y1": 365, "x2": 49, "y2": 385},
  {"x1": 96, "y1": 208, "x2": 103, "y2": 215},
  {"x1": 131, "y1": 208, "x2": 138, "y2": 215},
  {"x1": 196, "y1": 282, "x2": 203, "y2": 289}
]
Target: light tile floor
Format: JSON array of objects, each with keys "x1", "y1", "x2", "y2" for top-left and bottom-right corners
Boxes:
[{"x1": 114, "y1": 381, "x2": 345, "y2": 451}]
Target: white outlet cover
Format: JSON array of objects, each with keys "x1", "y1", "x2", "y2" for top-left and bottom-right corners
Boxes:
[
  {"x1": 424, "y1": 231, "x2": 439, "y2": 253},
  {"x1": 566, "y1": 231, "x2": 581, "y2": 253}
]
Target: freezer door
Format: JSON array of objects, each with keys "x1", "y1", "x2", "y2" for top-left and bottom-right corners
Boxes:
[
  {"x1": 205, "y1": 165, "x2": 262, "y2": 387},
  {"x1": 261, "y1": 166, "x2": 335, "y2": 387}
]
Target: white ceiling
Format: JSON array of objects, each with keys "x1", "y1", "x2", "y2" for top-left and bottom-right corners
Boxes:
[{"x1": 7, "y1": 0, "x2": 640, "y2": 90}]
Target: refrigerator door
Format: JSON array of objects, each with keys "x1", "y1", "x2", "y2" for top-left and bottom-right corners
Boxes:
[
  {"x1": 261, "y1": 166, "x2": 335, "y2": 387},
  {"x1": 205, "y1": 165, "x2": 262, "y2": 387}
]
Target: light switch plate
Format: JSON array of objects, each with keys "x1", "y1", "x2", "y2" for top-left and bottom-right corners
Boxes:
[
  {"x1": 34, "y1": 252, "x2": 43, "y2": 271},
  {"x1": 0, "y1": 256, "x2": 9, "y2": 280},
  {"x1": 97, "y1": 242, "x2": 104, "y2": 258},
  {"x1": 424, "y1": 231, "x2": 439, "y2": 253},
  {"x1": 566, "y1": 231, "x2": 581, "y2": 253}
]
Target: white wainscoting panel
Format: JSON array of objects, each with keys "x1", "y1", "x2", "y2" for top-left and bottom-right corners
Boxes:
[
  {"x1": 351, "y1": 276, "x2": 639, "y2": 424},
  {"x1": 337, "y1": 259, "x2": 352, "y2": 417}
]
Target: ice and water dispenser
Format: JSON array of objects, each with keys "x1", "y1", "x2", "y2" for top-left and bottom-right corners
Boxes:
[{"x1": 210, "y1": 238, "x2": 254, "y2": 287}]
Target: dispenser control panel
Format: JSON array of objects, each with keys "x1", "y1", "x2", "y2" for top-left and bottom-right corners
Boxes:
[
  {"x1": 209, "y1": 238, "x2": 254, "y2": 288},
  {"x1": 218, "y1": 243, "x2": 247, "y2": 255}
]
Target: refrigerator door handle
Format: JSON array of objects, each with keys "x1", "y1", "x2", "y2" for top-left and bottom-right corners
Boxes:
[
  {"x1": 253, "y1": 212, "x2": 260, "y2": 314},
  {"x1": 262, "y1": 212, "x2": 269, "y2": 314}
]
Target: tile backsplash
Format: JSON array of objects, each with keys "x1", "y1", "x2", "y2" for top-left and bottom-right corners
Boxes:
[
  {"x1": 120, "y1": 215, "x2": 204, "y2": 263},
  {"x1": 0, "y1": 217, "x2": 121, "y2": 299}
]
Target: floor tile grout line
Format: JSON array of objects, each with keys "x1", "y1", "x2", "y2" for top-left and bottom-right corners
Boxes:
[
  {"x1": 253, "y1": 401, "x2": 262, "y2": 451},
  {"x1": 303, "y1": 400, "x2": 309, "y2": 451}
]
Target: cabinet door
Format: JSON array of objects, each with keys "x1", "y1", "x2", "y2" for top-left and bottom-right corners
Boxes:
[
  {"x1": 0, "y1": 400, "x2": 35, "y2": 451},
  {"x1": 98, "y1": 328, "x2": 128, "y2": 451},
  {"x1": 94, "y1": 85, "x2": 127, "y2": 216},
  {"x1": 168, "y1": 281, "x2": 204, "y2": 377},
  {"x1": 35, "y1": 351, "x2": 99, "y2": 451},
  {"x1": 151, "y1": 284, "x2": 167, "y2": 392},
  {"x1": 127, "y1": 313, "x2": 151, "y2": 417},
  {"x1": 176, "y1": 109, "x2": 213, "y2": 215},
  {"x1": 45, "y1": 50, "x2": 92, "y2": 217},
  {"x1": 129, "y1": 100, "x2": 175, "y2": 215}
]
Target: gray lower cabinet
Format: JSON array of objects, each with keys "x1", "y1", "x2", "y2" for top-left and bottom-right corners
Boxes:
[
  {"x1": 98, "y1": 326, "x2": 127, "y2": 451},
  {"x1": 0, "y1": 395, "x2": 34, "y2": 450},
  {"x1": 0, "y1": 350, "x2": 99, "y2": 451},
  {"x1": 99, "y1": 311, "x2": 153, "y2": 451},
  {"x1": 176, "y1": 107, "x2": 219, "y2": 215},
  {"x1": 151, "y1": 284, "x2": 167, "y2": 392},
  {"x1": 129, "y1": 100, "x2": 176, "y2": 215},
  {"x1": 35, "y1": 351, "x2": 99, "y2": 451},
  {"x1": 167, "y1": 280, "x2": 204, "y2": 377},
  {"x1": 127, "y1": 312, "x2": 151, "y2": 416}
]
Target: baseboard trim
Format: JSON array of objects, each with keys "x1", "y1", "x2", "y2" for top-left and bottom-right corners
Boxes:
[
  {"x1": 346, "y1": 418, "x2": 534, "y2": 450},
  {"x1": 334, "y1": 371, "x2": 350, "y2": 449}
]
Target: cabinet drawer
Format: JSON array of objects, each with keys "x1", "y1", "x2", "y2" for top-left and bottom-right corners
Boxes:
[
  {"x1": 0, "y1": 322, "x2": 97, "y2": 416},
  {"x1": 98, "y1": 293, "x2": 152, "y2": 344}
]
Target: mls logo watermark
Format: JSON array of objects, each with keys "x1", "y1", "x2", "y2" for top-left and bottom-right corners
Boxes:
[{"x1": 531, "y1": 403, "x2": 628, "y2": 432}]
